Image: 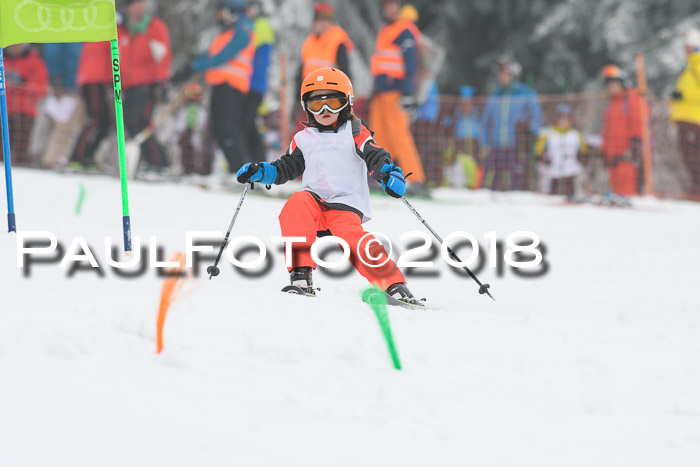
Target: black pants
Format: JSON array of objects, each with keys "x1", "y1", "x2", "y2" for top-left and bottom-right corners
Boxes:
[
  {"x1": 71, "y1": 83, "x2": 111, "y2": 165},
  {"x1": 551, "y1": 176, "x2": 575, "y2": 199},
  {"x1": 242, "y1": 90, "x2": 266, "y2": 162},
  {"x1": 124, "y1": 85, "x2": 168, "y2": 168},
  {"x1": 678, "y1": 121, "x2": 700, "y2": 196},
  {"x1": 210, "y1": 84, "x2": 252, "y2": 173}
]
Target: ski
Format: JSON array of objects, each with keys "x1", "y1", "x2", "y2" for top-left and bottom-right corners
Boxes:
[
  {"x1": 361, "y1": 288, "x2": 428, "y2": 310},
  {"x1": 281, "y1": 285, "x2": 317, "y2": 297}
]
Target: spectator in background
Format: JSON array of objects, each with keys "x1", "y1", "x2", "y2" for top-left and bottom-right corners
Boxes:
[
  {"x1": 670, "y1": 28, "x2": 700, "y2": 201},
  {"x1": 298, "y1": 2, "x2": 354, "y2": 88},
  {"x1": 600, "y1": 65, "x2": 645, "y2": 206},
  {"x1": 534, "y1": 103, "x2": 586, "y2": 202},
  {"x1": 246, "y1": 0, "x2": 275, "y2": 162},
  {"x1": 480, "y1": 56, "x2": 541, "y2": 191},
  {"x1": 402, "y1": 3, "x2": 447, "y2": 186},
  {"x1": 411, "y1": 78, "x2": 443, "y2": 185},
  {"x1": 295, "y1": 2, "x2": 354, "y2": 129},
  {"x1": 38, "y1": 43, "x2": 85, "y2": 169},
  {"x1": 444, "y1": 86, "x2": 483, "y2": 189},
  {"x1": 119, "y1": 0, "x2": 172, "y2": 172},
  {"x1": 370, "y1": 0, "x2": 428, "y2": 195},
  {"x1": 71, "y1": 41, "x2": 114, "y2": 169},
  {"x1": 0, "y1": 44, "x2": 48, "y2": 167},
  {"x1": 173, "y1": 82, "x2": 212, "y2": 178},
  {"x1": 192, "y1": 0, "x2": 255, "y2": 181}
]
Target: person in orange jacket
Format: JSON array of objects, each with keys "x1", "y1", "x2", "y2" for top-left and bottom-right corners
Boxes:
[
  {"x1": 0, "y1": 44, "x2": 48, "y2": 167},
  {"x1": 369, "y1": 0, "x2": 428, "y2": 195},
  {"x1": 118, "y1": 0, "x2": 172, "y2": 171},
  {"x1": 191, "y1": 0, "x2": 256, "y2": 180},
  {"x1": 600, "y1": 65, "x2": 646, "y2": 206},
  {"x1": 294, "y1": 2, "x2": 354, "y2": 130},
  {"x1": 70, "y1": 41, "x2": 114, "y2": 168}
]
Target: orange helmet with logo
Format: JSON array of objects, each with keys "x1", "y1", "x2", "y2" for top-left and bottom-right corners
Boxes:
[{"x1": 300, "y1": 67, "x2": 354, "y2": 110}]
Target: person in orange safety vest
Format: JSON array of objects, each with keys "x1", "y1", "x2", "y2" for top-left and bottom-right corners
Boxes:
[
  {"x1": 369, "y1": 0, "x2": 428, "y2": 195},
  {"x1": 191, "y1": 0, "x2": 257, "y2": 177},
  {"x1": 297, "y1": 2, "x2": 354, "y2": 92},
  {"x1": 294, "y1": 2, "x2": 354, "y2": 130}
]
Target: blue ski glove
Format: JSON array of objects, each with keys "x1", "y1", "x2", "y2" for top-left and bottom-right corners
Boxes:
[
  {"x1": 379, "y1": 163, "x2": 406, "y2": 198},
  {"x1": 236, "y1": 162, "x2": 277, "y2": 185}
]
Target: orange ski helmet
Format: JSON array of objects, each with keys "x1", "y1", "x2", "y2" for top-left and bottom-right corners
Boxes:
[{"x1": 300, "y1": 67, "x2": 354, "y2": 110}]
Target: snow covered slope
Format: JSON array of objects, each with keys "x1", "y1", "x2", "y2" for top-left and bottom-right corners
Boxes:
[{"x1": 1, "y1": 168, "x2": 699, "y2": 466}]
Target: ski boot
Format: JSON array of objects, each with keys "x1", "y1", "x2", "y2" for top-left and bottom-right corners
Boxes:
[
  {"x1": 385, "y1": 282, "x2": 426, "y2": 309},
  {"x1": 282, "y1": 266, "x2": 317, "y2": 297}
]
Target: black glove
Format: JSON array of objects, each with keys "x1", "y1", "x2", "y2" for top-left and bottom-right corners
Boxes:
[{"x1": 671, "y1": 90, "x2": 683, "y2": 101}]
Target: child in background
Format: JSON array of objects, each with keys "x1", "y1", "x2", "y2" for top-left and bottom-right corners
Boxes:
[
  {"x1": 535, "y1": 103, "x2": 586, "y2": 202},
  {"x1": 173, "y1": 82, "x2": 212, "y2": 178},
  {"x1": 444, "y1": 86, "x2": 483, "y2": 188},
  {"x1": 235, "y1": 67, "x2": 424, "y2": 307}
]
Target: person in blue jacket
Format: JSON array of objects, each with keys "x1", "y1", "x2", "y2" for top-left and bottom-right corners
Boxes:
[
  {"x1": 40, "y1": 43, "x2": 85, "y2": 168},
  {"x1": 191, "y1": 0, "x2": 256, "y2": 176},
  {"x1": 480, "y1": 56, "x2": 542, "y2": 191},
  {"x1": 244, "y1": 0, "x2": 275, "y2": 162}
]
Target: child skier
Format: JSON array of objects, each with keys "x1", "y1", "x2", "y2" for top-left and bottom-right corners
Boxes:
[
  {"x1": 535, "y1": 103, "x2": 587, "y2": 202},
  {"x1": 235, "y1": 67, "x2": 423, "y2": 307}
]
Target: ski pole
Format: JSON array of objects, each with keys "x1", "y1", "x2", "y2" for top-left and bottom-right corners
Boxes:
[
  {"x1": 207, "y1": 163, "x2": 259, "y2": 280},
  {"x1": 400, "y1": 197, "x2": 495, "y2": 301}
]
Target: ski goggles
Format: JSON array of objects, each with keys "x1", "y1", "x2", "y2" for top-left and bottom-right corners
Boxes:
[{"x1": 304, "y1": 94, "x2": 349, "y2": 115}]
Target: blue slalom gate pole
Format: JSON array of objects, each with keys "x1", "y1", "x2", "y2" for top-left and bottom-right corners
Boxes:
[{"x1": 0, "y1": 48, "x2": 16, "y2": 233}]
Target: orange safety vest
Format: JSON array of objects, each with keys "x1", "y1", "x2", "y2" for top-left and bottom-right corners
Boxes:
[
  {"x1": 205, "y1": 28, "x2": 257, "y2": 93},
  {"x1": 370, "y1": 19, "x2": 421, "y2": 79},
  {"x1": 301, "y1": 25, "x2": 355, "y2": 79}
]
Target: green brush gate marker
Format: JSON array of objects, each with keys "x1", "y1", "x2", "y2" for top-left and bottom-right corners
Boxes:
[
  {"x1": 75, "y1": 183, "x2": 86, "y2": 215},
  {"x1": 363, "y1": 288, "x2": 402, "y2": 370},
  {"x1": 111, "y1": 40, "x2": 132, "y2": 254}
]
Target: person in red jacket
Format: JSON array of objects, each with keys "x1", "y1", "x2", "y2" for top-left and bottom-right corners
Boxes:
[
  {"x1": 0, "y1": 44, "x2": 48, "y2": 167},
  {"x1": 600, "y1": 65, "x2": 646, "y2": 206},
  {"x1": 70, "y1": 41, "x2": 114, "y2": 169},
  {"x1": 118, "y1": 0, "x2": 172, "y2": 171}
]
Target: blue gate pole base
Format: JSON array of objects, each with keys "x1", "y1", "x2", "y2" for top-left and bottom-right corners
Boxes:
[
  {"x1": 7, "y1": 213, "x2": 15, "y2": 233},
  {"x1": 123, "y1": 215, "x2": 132, "y2": 254}
]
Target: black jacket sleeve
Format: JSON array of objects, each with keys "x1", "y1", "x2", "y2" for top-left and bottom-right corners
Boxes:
[
  {"x1": 336, "y1": 43, "x2": 351, "y2": 82},
  {"x1": 272, "y1": 144, "x2": 306, "y2": 184},
  {"x1": 353, "y1": 120, "x2": 391, "y2": 180}
]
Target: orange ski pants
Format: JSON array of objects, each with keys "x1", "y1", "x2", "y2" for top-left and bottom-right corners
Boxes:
[
  {"x1": 369, "y1": 91, "x2": 426, "y2": 183},
  {"x1": 608, "y1": 161, "x2": 637, "y2": 196},
  {"x1": 278, "y1": 191, "x2": 406, "y2": 290}
]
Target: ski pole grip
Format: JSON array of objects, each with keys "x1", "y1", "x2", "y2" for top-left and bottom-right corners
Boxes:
[{"x1": 237, "y1": 161, "x2": 261, "y2": 185}]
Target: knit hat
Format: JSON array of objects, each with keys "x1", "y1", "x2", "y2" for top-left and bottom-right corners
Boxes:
[
  {"x1": 399, "y1": 4, "x2": 419, "y2": 22},
  {"x1": 314, "y1": 2, "x2": 334, "y2": 20}
]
